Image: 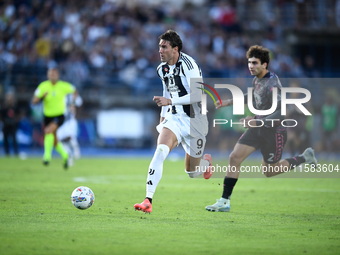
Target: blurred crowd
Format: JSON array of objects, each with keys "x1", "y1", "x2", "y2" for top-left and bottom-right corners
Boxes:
[{"x1": 1, "y1": 0, "x2": 339, "y2": 93}]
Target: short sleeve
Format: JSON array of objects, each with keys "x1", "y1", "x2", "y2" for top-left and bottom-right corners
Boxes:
[
  {"x1": 267, "y1": 79, "x2": 281, "y2": 102},
  {"x1": 34, "y1": 84, "x2": 44, "y2": 98},
  {"x1": 64, "y1": 83, "x2": 76, "y2": 95}
]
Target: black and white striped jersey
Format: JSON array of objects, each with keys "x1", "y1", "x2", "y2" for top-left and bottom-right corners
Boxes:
[
  {"x1": 156, "y1": 52, "x2": 204, "y2": 118},
  {"x1": 64, "y1": 94, "x2": 82, "y2": 121}
]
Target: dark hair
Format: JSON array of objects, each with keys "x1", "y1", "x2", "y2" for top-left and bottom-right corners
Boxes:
[
  {"x1": 246, "y1": 45, "x2": 270, "y2": 67},
  {"x1": 159, "y1": 30, "x2": 182, "y2": 52}
]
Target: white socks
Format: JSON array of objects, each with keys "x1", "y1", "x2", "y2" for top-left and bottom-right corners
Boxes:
[
  {"x1": 185, "y1": 159, "x2": 210, "y2": 178},
  {"x1": 70, "y1": 137, "x2": 81, "y2": 159},
  {"x1": 146, "y1": 144, "x2": 170, "y2": 199},
  {"x1": 61, "y1": 141, "x2": 72, "y2": 156}
]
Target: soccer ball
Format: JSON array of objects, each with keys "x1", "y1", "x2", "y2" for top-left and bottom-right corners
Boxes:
[{"x1": 71, "y1": 186, "x2": 95, "y2": 210}]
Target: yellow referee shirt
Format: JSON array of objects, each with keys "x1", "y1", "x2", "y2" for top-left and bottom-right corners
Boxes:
[{"x1": 34, "y1": 80, "x2": 75, "y2": 117}]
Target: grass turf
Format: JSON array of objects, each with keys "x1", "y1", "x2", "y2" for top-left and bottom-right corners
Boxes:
[{"x1": 0, "y1": 157, "x2": 339, "y2": 255}]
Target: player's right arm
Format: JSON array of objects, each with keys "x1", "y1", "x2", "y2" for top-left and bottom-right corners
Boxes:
[
  {"x1": 216, "y1": 78, "x2": 254, "y2": 109},
  {"x1": 31, "y1": 84, "x2": 47, "y2": 105},
  {"x1": 157, "y1": 81, "x2": 170, "y2": 123},
  {"x1": 155, "y1": 65, "x2": 170, "y2": 124},
  {"x1": 216, "y1": 99, "x2": 233, "y2": 109}
]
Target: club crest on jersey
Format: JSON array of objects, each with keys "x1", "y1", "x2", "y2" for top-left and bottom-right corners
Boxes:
[
  {"x1": 173, "y1": 67, "x2": 180, "y2": 76},
  {"x1": 164, "y1": 67, "x2": 169, "y2": 72}
]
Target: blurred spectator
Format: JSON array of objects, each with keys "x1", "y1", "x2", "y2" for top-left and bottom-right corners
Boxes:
[
  {"x1": 304, "y1": 55, "x2": 320, "y2": 78},
  {"x1": 0, "y1": 42, "x2": 17, "y2": 67},
  {"x1": 0, "y1": 91, "x2": 19, "y2": 156},
  {"x1": 63, "y1": 52, "x2": 89, "y2": 88},
  {"x1": 337, "y1": 0, "x2": 340, "y2": 27},
  {"x1": 321, "y1": 93, "x2": 338, "y2": 152}
]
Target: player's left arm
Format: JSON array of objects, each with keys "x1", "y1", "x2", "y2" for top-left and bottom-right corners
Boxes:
[
  {"x1": 153, "y1": 60, "x2": 202, "y2": 106},
  {"x1": 170, "y1": 60, "x2": 202, "y2": 106},
  {"x1": 154, "y1": 78, "x2": 171, "y2": 110},
  {"x1": 241, "y1": 84, "x2": 283, "y2": 128},
  {"x1": 64, "y1": 83, "x2": 78, "y2": 105},
  {"x1": 261, "y1": 83, "x2": 284, "y2": 121}
]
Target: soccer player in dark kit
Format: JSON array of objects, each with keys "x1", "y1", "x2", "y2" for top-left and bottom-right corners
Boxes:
[{"x1": 206, "y1": 45, "x2": 318, "y2": 212}]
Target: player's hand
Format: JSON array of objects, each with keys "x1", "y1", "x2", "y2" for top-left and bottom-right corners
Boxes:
[
  {"x1": 240, "y1": 116, "x2": 256, "y2": 128},
  {"x1": 32, "y1": 92, "x2": 48, "y2": 105},
  {"x1": 216, "y1": 100, "x2": 222, "y2": 109},
  {"x1": 153, "y1": 96, "x2": 171, "y2": 107},
  {"x1": 216, "y1": 99, "x2": 231, "y2": 109}
]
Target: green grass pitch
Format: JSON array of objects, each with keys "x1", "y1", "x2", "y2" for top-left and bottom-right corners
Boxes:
[{"x1": 0, "y1": 157, "x2": 339, "y2": 255}]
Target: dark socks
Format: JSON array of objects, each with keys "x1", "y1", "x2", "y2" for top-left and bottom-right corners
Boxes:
[
  {"x1": 222, "y1": 177, "x2": 238, "y2": 200},
  {"x1": 286, "y1": 156, "x2": 305, "y2": 170}
]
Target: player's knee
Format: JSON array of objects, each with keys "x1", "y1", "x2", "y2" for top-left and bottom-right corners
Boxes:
[
  {"x1": 63, "y1": 137, "x2": 71, "y2": 142},
  {"x1": 263, "y1": 171, "x2": 273, "y2": 178},
  {"x1": 44, "y1": 127, "x2": 52, "y2": 134},
  {"x1": 262, "y1": 163, "x2": 278, "y2": 177},
  {"x1": 154, "y1": 144, "x2": 170, "y2": 161},
  {"x1": 229, "y1": 151, "x2": 242, "y2": 165},
  {"x1": 45, "y1": 124, "x2": 57, "y2": 134}
]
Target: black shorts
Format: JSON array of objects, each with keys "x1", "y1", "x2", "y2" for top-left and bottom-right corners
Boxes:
[
  {"x1": 238, "y1": 127, "x2": 287, "y2": 163},
  {"x1": 44, "y1": 115, "x2": 65, "y2": 127}
]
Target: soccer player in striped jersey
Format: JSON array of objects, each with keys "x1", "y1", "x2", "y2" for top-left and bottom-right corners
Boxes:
[
  {"x1": 206, "y1": 45, "x2": 318, "y2": 212},
  {"x1": 134, "y1": 30, "x2": 213, "y2": 213},
  {"x1": 57, "y1": 93, "x2": 83, "y2": 164}
]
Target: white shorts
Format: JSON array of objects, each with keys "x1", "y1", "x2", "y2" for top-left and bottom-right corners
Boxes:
[
  {"x1": 57, "y1": 118, "x2": 78, "y2": 141},
  {"x1": 156, "y1": 112, "x2": 208, "y2": 158}
]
